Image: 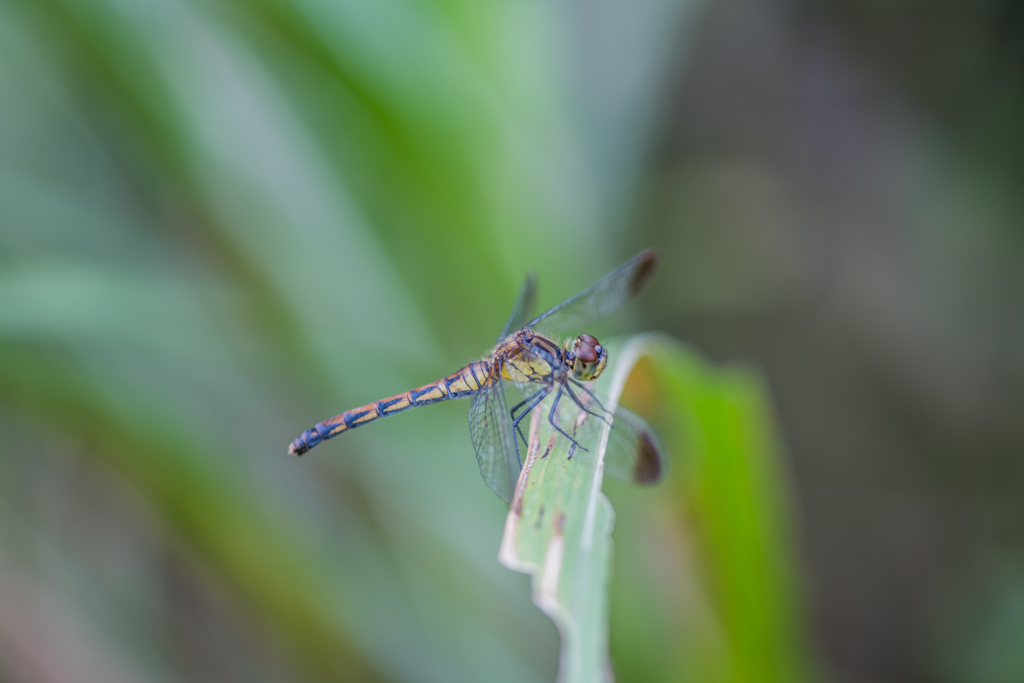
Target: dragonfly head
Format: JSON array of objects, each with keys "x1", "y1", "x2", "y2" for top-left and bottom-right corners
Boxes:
[{"x1": 566, "y1": 334, "x2": 608, "y2": 381}]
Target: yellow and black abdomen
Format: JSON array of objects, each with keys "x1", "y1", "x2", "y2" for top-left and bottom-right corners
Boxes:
[{"x1": 288, "y1": 360, "x2": 491, "y2": 455}]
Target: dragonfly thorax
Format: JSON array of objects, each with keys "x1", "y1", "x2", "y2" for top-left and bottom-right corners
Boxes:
[
  {"x1": 496, "y1": 329, "x2": 565, "y2": 385},
  {"x1": 495, "y1": 330, "x2": 608, "y2": 385}
]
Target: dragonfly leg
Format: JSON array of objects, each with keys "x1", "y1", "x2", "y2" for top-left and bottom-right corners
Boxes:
[
  {"x1": 548, "y1": 383, "x2": 588, "y2": 452},
  {"x1": 565, "y1": 383, "x2": 612, "y2": 427},
  {"x1": 509, "y1": 392, "x2": 541, "y2": 423},
  {"x1": 569, "y1": 378, "x2": 611, "y2": 415},
  {"x1": 511, "y1": 387, "x2": 549, "y2": 467},
  {"x1": 507, "y1": 395, "x2": 532, "y2": 448},
  {"x1": 508, "y1": 397, "x2": 529, "y2": 446},
  {"x1": 510, "y1": 388, "x2": 547, "y2": 447}
]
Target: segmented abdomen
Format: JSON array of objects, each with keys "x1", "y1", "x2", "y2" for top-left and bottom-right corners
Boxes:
[{"x1": 288, "y1": 360, "x2": 492, "y2": 455}]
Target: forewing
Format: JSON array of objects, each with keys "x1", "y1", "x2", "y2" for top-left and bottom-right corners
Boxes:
[
  {"x1": 603, "y1": 405, "x2": 667, "y2": 485},
  {"x1": 468, "y1": 370, "x2": 521, "y2": 504},
  {"x1": 525, "y1": 250, "x2": 656, "y2": 334},
  {"x1": 497, "y1": 273, "x2": 536, "y2": 343}
]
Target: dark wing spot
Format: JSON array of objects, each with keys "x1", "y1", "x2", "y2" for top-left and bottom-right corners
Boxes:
[
  {"x1": 629, "y1": 250, "x2": 658, "y2": 296},
  {"x1": 632, "y1": 430, "x2": 664, "y2": 484}
]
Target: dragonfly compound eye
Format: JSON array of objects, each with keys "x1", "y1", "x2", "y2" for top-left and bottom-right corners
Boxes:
[
  {"x1": 576, "y1": 342, "x2": 598, "y2": 363},
  {"x1": 570, "y1": 335, "x2": 609, "y2": 381}
]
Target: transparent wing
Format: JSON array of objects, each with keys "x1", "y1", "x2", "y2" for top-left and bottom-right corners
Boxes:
[
  {"x1": 548, "y1": 380, "x2": 666, "y2": 485},
  {"x1": 497, "y1": 273, "x2": 536, "y2": 343},
  {"x1": 468, "y1": 369, "x2": 521, "y2": 504},
  {"x1": 604, "y1": 405, "x2": 667, "y2": 485},
  {"x1": 525, "y1": 250, "x2": 657, "y2": 334}
]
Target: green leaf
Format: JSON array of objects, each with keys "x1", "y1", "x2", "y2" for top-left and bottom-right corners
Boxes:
[
  {"x1": 498, "y1": 336, "x2": 663, "y2": 683},
  {"x1": 499, "y1": 333, "x2": 814, "y2": 683}
]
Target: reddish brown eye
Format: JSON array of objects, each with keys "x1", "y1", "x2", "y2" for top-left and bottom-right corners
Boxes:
[
  {"x1": 579, "y1": 334, "x2": 598, "y2": 345},
  {"x1": 576, "y1": 343, "x2": 598, "y2": 363}
]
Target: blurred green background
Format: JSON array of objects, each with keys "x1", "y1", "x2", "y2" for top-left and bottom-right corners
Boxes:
[{"x1": 2, "y1": 0, "x2": 1023, "y2": 681}]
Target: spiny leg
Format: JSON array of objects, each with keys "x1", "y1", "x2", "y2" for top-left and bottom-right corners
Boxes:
[
  {"x1": 510, "y1": 388, "x2": 548, "y2": 448},
  {"x1": 509, "y1": 396, "x2": 530, "y2": 446},
  {"x1": 509, "y1": 390, "x2": 543, "y2": 446},
  {"x1": 510, "y1": 387, "x2": 549, "y2": 467},
  {"x1": 548, "y1": 383, "x2": 588, "y2": 452},
  {"x1": 569, "y1": 378, "x2": 611, "y2": 415},
  {"x1": 509, "y1": 393, "x2": 533, "y2": 418},
  {"x1": 565, "y1": 383, "x2": 612, "y2": 427}
]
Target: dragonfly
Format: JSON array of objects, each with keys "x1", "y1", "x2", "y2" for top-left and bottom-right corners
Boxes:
[{"x1": 288, "y1": 250, "x2": 665, "y2": 503}]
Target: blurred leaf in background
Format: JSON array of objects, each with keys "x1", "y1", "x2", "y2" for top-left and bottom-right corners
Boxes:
[
  {"x1": 630, "y1": 2, "x2": 1024, "y2": 682},
  {"x1": 0, "y1": 0, "x2": 704, "y2": 681},
  {"x1": 4, "y1": 0, "x2": 1023, "y2": 681},
  {"x1": 607, "y1": 337, "x2": 812, "y2": 683}
]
